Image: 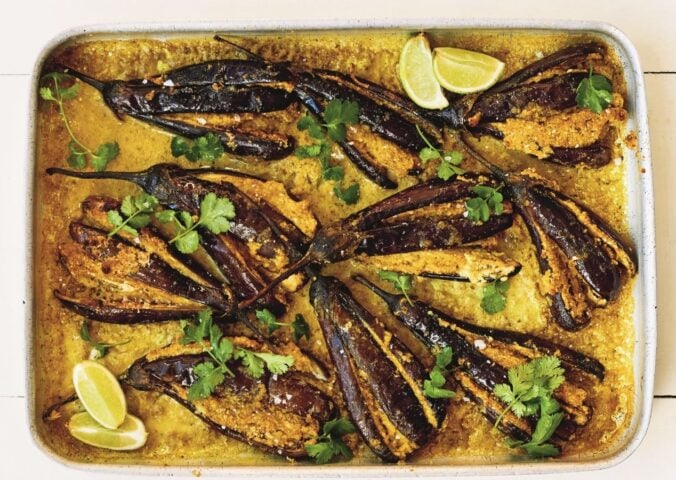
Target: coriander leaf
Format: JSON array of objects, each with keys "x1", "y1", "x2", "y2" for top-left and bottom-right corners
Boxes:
[
  {"x1": 295, "y1": 143, "x2": 322, "y2": 158},
  {"x1": 576, "y1": 69, "x2": 613, "y2": 114},
  {"x1": 107, "y1": 192, "x2": 159, "y2": 238},
  {"x1": 423, "y1": 380, "x2": 457, "y2": 399},
  {"x1": 234, "y1": 348, "x2": 265, "y2": 378},
  {"x1": 322, "y1": 165, "x2": 345, "y2": 181},
  {"x1": 292, "y1": 314, "x2": 310, "y2": 342},
  {"x1": 419, "y1": 147, "x2": 441, "y2": 163},
  {"x1": 181, "y1": 308, "x2": 213, "y2": 344},
  {"x1": 199, "y1": 192, "x2": 235, "y2": 234},
  {"x1": 466, "y1": 185, "x2": 503, "y2": 223},
  {"x1": 106, "y1": 209, "x2": 138, "y2": 236},
  {"x1": 251, "y1": 352, "x2": 294, "y2": 375},
  {"x1": 436, "y1": 346, "x2": 453, "y2": 369},
  {"x1": 523, "y1": 443, "x2": 560, "y2": 458},
  {"x1": 39, "y1": 87, "x2": 55, "y2": 101},
  {"x1": 171, "y1": 133, "x2": 224, "y2": 163},
  {"x1": 379, "y1": 270, "x2": 414, "y2": 306},
  {"x1": 67, "y1": 141, "x2": 86, "y2": 169},
  {"x1": 437, "y1": 157, "x2": 465, "y2": 181},
  {"x1": 530, "y1": 410, "x2": 564, "y2": 446},
  {"x1": 306, "y1": 441, "x2": 337, "y2": 465},
  {"x1": 255, "y1": 308, "x2": 285, "y2": 333},
  {"x1": 334, "y1": 183, "x2": 360, "y2": 205},
  {"x1": 156, "y1": 209, "x2": 176, "y2": 223},
  {"x1": 323, "y1": 417, "x2": 356, "y2": 437},
  {"x1": 211, "y1": 338, "x2": 235, "y2": 368},
  {"x1": 174, "y1": 230, "x2": 200, "y2": 254},
  {"x1": 481, "y1": 280, "x2": 509, "y2": 314},
  {"x1": 188, "y1": 362, "x2": 225, "y2": 400},
  {"x1": 423, "y1": 347, "x2": 455, "y2": 399},
  {"x1": 171, "y1": 136, "x2": 190, "y2": 157},
  {"x1": 91, "y1": 142, "x2": 120, "y2": 172},
  {"x1": 306, "y1": 417, "x2": 355, "y2": 464}
]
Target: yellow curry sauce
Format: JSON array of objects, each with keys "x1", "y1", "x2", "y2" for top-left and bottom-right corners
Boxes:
[{"x1": 33, "y1": 30, "x2": 635, "y2": 466}]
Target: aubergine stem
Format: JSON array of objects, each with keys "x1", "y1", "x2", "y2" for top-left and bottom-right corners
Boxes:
[
  {"x1": 52, "y1": 63, "x2": 105, "y2": 90},
  {"x1": 213, "y1": 35, "x2": 266, "y2": 61}
]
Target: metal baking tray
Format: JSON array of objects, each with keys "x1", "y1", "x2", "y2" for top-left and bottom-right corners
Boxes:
[{"x1": 26, "y1": 19, "x2": 656, "y2": 476}]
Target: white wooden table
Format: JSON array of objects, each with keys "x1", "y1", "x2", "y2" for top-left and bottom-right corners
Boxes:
[{"x1": 2, "y1": 0, "x2": 674, "y2": 478}]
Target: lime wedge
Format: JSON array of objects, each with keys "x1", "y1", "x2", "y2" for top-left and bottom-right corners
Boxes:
[
  {"x1": 68, "y1": 412, "x2": 148, "y2": 451},
  {"x1": 72, "y1": 360, "x2": 126, "y2": 429},
  {"x1": 398, "y1": 34, "x2": 449, "y2": 109},
  {"x1": 432, "y1": 47, "x2": 505, "y2": 94}
]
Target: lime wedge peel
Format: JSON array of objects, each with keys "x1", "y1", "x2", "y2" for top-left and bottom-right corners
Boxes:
[
  {"x1": 68, "y1": 412, "x2": 148, "y2": 451},
  {"x1": 72, "y1": 360, "x2": 127, "y2": 430},
  {"x1": 432, "y1": 47, "x2": 505, "y2": 94},
  {"x1": 398, "y1": 34, "x2": 449, "y2": 110}
]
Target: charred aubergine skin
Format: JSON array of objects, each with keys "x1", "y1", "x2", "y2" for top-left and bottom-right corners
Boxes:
[
  {"x1": 56, "y1": 223, "x2": 235, "y2": 323},
  {"x1": 122, "y1": 341, "x2": 334, "y2": 458},
  {"x1": 310, "y1": 275, "x2": 444, "y2": 462},
  {"x1": 354, "y1": 275, "x2": 604, "y2": 444}
]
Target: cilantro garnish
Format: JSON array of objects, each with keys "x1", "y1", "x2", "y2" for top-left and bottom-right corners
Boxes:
[
  {"x1": 255, "y1": 309, "x2": 312, "y2": 342},
  {"x1": 416, "y1": 125, "x2": 465, "y2": 180},
  {"x1": 423, "y1": 347, "x2": 456, "y2": 399},
  {"x1": 106, "y1": 192, "x2": 159, "y2": 237},
  {"x1": 291, "y1": 314, "x2": 310, "y2": 342},
  {"x1": 157, "y1": 192, "x2": 235, "y2": 254},
  {"x1": 465, "y1": 185, "x2": 504, "y2": 223},
  {"x1": 296, "y1": 99, "x2": 361, "y2": 205},
  {"x1": 493, "y1": 356, "x2": 566, "y2": 458},
  {"x1": 333, "y1": 183, "x2": 360, "y2": 205},
  {"x1": 171, "y1": 132, "x2": 224, "y2": 163},
  {"x1": 576, "y1": 68, "x2": 613, "y2": 114},
  {"x1": 79, "y1": 320, "x2": 129, "y2": 359},
  {"x1": 255, "y1": 308, "x2": 286, "y2": 334},
  {"x1": 378, "y1": 270, "x2": 414, "y2": 306},
  {"x1": 181, "y1": 308, "x2": 294, "y2": 400},
  {"x1": 39, "y1": 72, "x2": 120, "y2": 171},
  {"x1": 305, "y1": 417, "x2": 355, "y2": 464},
  {"x1": 480, "y1": 279, "x2": 509, "y2": 314}
]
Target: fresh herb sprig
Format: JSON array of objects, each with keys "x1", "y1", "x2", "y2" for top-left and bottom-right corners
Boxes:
[
  {"x1": 296, "y1": 99, "x2": 361, "y2": 205},
  {"x1": 255, "y1": 308, "x2": 286, "y2": 334},
  {"x1": 181, "y1": 309, "x2": 294, "y2": 401},
  {"x1": 465, "y1": 185, "x2": 504, "y2": 223},
  {"x1": 79, "y1": 320, "x2": 129, "y2": 359},
  {"x1": 107, "y1": 192, "x2": 159, "y2": 237},
  {"x1": 493, "y1": 356, "x2": 566, "y2": 458},
  {"x1": 378, "y1": 270, "x2": 414, "y2": 306},
  {"x1": 576, "y1": 68, "x2": 613, "y2": 114},
  {"x1": 40, "y1": 72, "x2": 120, "y2": 171},
  {"x1": 171, "y1": 133, "x2": 225, "y2": 163},
  {"x1": 423, "y1": 347, "x2": 456, "y2": 399},
  {"x1": 255, "y1": 309, "x2": 312, "y2": 343},
  {"x1": 157, "y1": 192, "x2": 235, "y2": 254},
  {"x1": 481, "y1": 279, "x2": 509, "y2": 314},
  {"x1": 305, "y1": 417, "x2": 355, "y2": 464},
  {"x1": 416, "y1": 125, "x2": 465, "y2": 180}
]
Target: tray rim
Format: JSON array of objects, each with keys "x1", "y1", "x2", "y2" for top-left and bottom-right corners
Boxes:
[{"x1": 25, "y1": 17, "x2": 656, "y2": 477}]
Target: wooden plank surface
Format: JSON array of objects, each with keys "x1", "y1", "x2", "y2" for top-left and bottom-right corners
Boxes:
[{"x1": 2, "y1": 0, "x2": 674, "y2": 478}]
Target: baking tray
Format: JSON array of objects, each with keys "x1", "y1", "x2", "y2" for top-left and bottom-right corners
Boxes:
[{"x1": 26, "y1": 19, "x2": 656, "y2": 477}]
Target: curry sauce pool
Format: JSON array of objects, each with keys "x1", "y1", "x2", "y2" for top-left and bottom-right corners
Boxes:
[{"x1": 34, "y1": 30, "x2": 634, "y2": 466}]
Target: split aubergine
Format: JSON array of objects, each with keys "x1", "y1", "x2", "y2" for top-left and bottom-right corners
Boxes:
[
  {"x1": 123, "y1": 339, "x2": 334, "y2": 458},
  {"x1": 310, "y1": 275, "x2": 445, "y2": 462}
]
